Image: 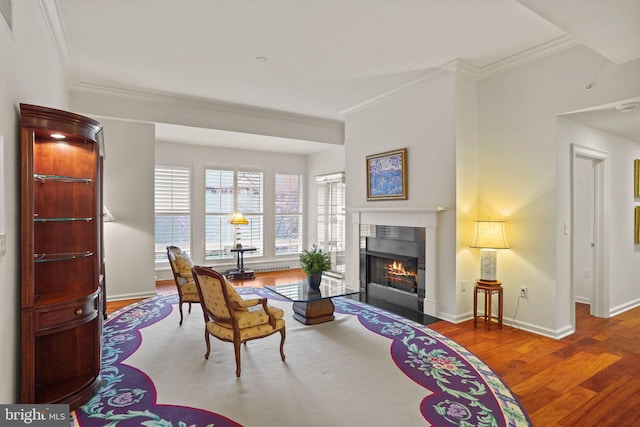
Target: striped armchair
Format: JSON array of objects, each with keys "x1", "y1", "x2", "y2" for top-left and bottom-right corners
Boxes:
[{"x1": 191, "y1": 265, "x2": 286, "y2": 377}]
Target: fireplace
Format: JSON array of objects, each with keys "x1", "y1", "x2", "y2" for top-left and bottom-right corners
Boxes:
[{"x1": 360, "y1": 225, "x2": 426, "y2": 313}]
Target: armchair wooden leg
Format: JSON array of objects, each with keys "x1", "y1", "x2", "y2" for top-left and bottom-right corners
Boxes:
[
  {"x1": 279, "y1": 329, "x2": 286, "y2": 362},
  {"x1": 204, "y1": 331, "x2": 211, "y2": 360},
  {"x1": 234, "y1": 341, "x2": 242, "y2": 377},
  {"x1": 178, "y1": 301, "x2": 185, "y2": 326}
]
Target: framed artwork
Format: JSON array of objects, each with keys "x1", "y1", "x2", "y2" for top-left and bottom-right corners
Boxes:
[
  {"x1": 636, "y1": 206, "x2": 640, "y2": 244},
  {"x1": 635, "y1": 159, "x2": 640, "y2": 198},
  {"x1": 366, "y1": 148, "x2": 407, "y2": 201}
]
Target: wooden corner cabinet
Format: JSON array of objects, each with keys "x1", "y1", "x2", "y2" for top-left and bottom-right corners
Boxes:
[{"x1": 20, "y1": 104, "x2": 106, "y2": 409}]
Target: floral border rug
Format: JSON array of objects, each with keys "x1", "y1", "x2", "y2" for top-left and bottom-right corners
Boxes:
[{"x1": 72, "y1": 289, "x2": 531, "y2": 426}]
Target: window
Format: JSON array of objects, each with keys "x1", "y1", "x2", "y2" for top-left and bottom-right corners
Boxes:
[
  {"x1": 316, "y1": 172, "x2": 345, "y2": 276},
  {"x1": 275, "y1": 173, "x2": 303, "y2": 255},
  {"x1": 205, "y1": 168, "x2": 263, "y2": 259},
  {"x1": 154, "y1": 165, "x2": 190, "y2": 261}
]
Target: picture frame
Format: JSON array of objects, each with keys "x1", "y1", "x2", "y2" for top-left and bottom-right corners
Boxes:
[
  {"x1": 636, "y1": 206, "x2": 640, "y2": 245},
  {"x1": 635, "y1": 159, "x2": 640, "y2": 198},
  {"x1": 366, "y1": 148, "x2": 407, "y2": 201}
]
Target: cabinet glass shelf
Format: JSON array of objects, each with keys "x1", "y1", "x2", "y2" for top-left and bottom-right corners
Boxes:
[
  {"x1": 34, "y1": 217, "x2": 93, "y2": 222},
  {"x1": 34, "y1": 174, "x2": 93, "y2": 183},
  {"x1": 34, "y1": 251, "x2": 94, "y2": 263}
]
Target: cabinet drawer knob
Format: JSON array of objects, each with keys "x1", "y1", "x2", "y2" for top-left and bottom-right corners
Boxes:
[{"x1": 75, "y1": 308, "x2": 83, "y2": 315}]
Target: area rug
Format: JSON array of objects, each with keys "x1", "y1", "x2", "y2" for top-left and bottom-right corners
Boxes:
[{"x1": 71, "y1": 288, "x2": 531, "y2": 426}]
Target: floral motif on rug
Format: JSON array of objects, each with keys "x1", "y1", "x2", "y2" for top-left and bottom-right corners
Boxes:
[
  {"x1": 72, "y1": 289, "x2": 531, "y2": 426},
  {"x1": 332, "y1": 297, "x2": 532, "y2": 427},
  {"x1": 71, "y1": 294, "x2": 240, "y2": 427}
]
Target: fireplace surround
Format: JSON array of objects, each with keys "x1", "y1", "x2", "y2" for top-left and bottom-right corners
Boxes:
[
  {"x1": 361, "y1": 225, "x2": 426, "y2": 312},
  {"x1": 350, "y1": 208, "x2": 444, "y2": 318}
]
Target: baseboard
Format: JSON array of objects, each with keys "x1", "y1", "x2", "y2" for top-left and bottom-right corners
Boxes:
[
  {"x1": 574, "y1": 296, "x2": 591, "y2": 305},
  {"x1": 435, "y1": 309, "x2": 575, "y2": 339},
  {"x1": 609, "y1": 298, "x2": 640, "y2": 317},
  {"x1": 504, "y1": 318, "x2": 574, "y2": 339},
  {"x1": 107, "y1": 291, "x2": 157, "y2": 302},
  {"x1": 436, "y1": 310, "x2": 473, "y2": 324}
]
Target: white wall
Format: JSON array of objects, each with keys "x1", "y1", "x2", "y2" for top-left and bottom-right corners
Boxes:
[
  {"x1": 454, "y1": 73, "x2": 480, "y2": 318},
  {"x1": 479, "y1": 45, "x2": 640, "y2": 337},
  {"x1": 344, "y1": 71, "x2": 459, "y2": 320},
  {"x1": 557, "y1": 118, "x2": 640, "y2": 315},
  {"x1": 0, "y1": 0, "x2": 70, "y2": 404},
  {"x1": 95, "y1": 118, "x2": 156, "y2": 301},
  {"x1": 155, "y1": 141, "x2": 308, "y2": 279}
]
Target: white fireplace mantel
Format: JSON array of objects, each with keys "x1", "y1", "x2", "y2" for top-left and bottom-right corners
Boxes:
[
  {"x1": 349, "y1": 207, "x2": 445, "y2": 229},
  {"x1": 348, "y1": 207, "x2": 446, "y2": 317}
]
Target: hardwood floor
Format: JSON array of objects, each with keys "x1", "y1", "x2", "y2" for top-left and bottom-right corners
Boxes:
[
  {"x1": 430, "y1": 303, "x2": 640, "y2": 426},
  {"x1": 105, "y1": 269, "x2": 307, "y2": 314},
  {"x1": 107, "y1": 272, "x2": 639, "y2": 426}
]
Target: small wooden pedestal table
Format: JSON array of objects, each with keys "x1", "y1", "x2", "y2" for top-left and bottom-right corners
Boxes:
[
  {"x1": 225, "y1": 247, "x2": 256, "y2": 280},
  {"x1": 473, "y1": 280, "x2": 503, "y2": 330},
  {"x1": 265, "y1": 278, "x2": 361, "y2": 325}
]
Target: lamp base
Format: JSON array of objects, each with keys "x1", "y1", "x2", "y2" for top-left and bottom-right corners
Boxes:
[{"x1": 479, "y1": 249, "x2": 498, "y2": 282}]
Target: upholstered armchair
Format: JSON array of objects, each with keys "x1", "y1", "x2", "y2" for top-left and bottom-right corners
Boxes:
[
  {"x1": 166, "y1": 246, "x2": 201, "y2": 325},
  {"x1": 191, "y1": 265, "x2": 286, "y2": 377}
]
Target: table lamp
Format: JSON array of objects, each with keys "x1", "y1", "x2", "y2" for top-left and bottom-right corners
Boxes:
[
  {"x1": 469, "y1": 220, "x2": 509, "y2": 282},
  {"x1": 230, "y1": 211, "x2": 248, "y2": 248}
]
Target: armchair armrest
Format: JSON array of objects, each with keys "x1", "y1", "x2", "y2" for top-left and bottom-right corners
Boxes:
[
  {"x1": 258, "y1": 298, "x2": 277, "y2": 328},
  {"x1": 230, "y1": 298, "x2": 277, "y2": 328},
  {"x1": 232, "y1": 298, "x2": 262, "y2": 309}
]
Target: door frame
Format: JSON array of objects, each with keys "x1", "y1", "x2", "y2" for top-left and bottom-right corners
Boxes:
[{"x1": 570, "y1": 144, "x2": 609, "y2": 327}]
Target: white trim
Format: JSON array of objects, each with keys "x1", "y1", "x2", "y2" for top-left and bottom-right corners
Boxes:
[
  {"x1": 475, "y1": 35, "x2": 580, "y2": 79},
  {"x1": 609, "y1": 298, "x2": 640, "y2": 317},
  {"x1": 107, "y1": 291, "x2": 157, "y2": 302},
  {"x1": 339, "y1": 35, "x2": 580, "y2": 116},
  {"x1": 350, "y1": 208, "x2": 445, "y2": 317},
  {"x1": 570, "y1": 144, "x2": 610, "y2": 329}
]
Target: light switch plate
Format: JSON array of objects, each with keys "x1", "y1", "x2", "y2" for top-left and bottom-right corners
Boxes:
[{"x1": 0, "y1": 234, "x2": 6, "y2": 256}]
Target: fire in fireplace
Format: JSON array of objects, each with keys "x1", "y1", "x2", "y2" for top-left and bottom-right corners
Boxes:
[{"x1": 370, "y1": 255, "x2": 418, "y2": 293}]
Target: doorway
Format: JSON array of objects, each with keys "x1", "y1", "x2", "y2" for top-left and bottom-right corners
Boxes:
[{"x1": 570, "y1": 144, "x2": 609, "y2": 329}]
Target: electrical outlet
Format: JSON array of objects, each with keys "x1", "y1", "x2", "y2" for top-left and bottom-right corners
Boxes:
[
  {"x1": 520, "y1": 286, "x2": 528, "y2": 298},
  {"x1": 461, "y1": 280, "x2": 466, "y2": 291},
  {"x1": 0, "y1": 233, "x2": 5, "y2": 257}
]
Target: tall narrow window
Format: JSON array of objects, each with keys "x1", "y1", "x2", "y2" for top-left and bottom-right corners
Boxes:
[
  {"x1": 155, "y1": 165, "x2": 190, "y2": 261},
  {"x1": 205, "y1": 168, "x2": 264, "y2": 260},
  {"x1": 275, "y1": 173, "x2": 303, "y2": 255},
  {"x1": 316, "y1": 172, "x2": 345, "y2": 276}
]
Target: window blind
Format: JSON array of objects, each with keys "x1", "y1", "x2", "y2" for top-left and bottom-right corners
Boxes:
[
  {"x1": 205, "y1": 168, "x2": 264, "y2": 259},
  {"x1": 315, "y1": 172, "x2": 345, "y2": 276},
  {"x1": 154, "y1": 165, "x2": 190, "y2": 261},
  {"x1": 275, "y1": 173, "x2": 303, "y2": 255}
]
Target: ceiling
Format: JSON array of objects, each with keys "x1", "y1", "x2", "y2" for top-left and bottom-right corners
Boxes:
[{"x1": 49, "y1": 0, "x2": 640, "y2": 149}]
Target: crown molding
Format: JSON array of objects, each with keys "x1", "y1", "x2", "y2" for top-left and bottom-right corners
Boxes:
[
  {"x1": 71, "y1": 81, "x2": 344, "y2": 129},
  {"x1": 340, "y1": 34, "x2": 581, "y2": 116},
  {"x1": 474, "y1": 34, "x2": 581, "y2": 79},
  {"x1": 339, "y1": 67, "x2": 450, "y2": 117},
  {"x1": 39, "y1": 0, "x2": 77, "y2": 87}
]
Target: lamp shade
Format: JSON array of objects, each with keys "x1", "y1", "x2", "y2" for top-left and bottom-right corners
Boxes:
[
  {"x1": 230, "y1": 211, "x2": 248, "y2": 225},
  {"x1": 103, "y1": 206, "x2": 116, "y2": 222},
  {"x1": 469, "y1": 221, "x2": 509, "y2": 249}
]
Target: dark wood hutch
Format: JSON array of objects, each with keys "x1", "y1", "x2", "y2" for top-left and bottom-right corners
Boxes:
[{"x1": 19, "y1": 103, "x2": 105, "y2": 409}]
